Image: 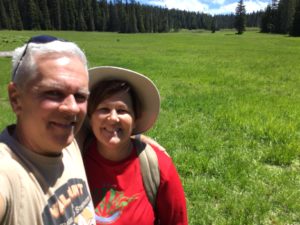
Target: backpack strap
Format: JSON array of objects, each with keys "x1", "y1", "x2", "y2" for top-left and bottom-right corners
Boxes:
[{"x1": 133, "y1": 138, "x2": 160, "y2": 208}]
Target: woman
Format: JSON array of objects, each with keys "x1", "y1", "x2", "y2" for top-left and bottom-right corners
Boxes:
[{"x1": 82, "y1": 66, "x2": 188, "y2": 225}]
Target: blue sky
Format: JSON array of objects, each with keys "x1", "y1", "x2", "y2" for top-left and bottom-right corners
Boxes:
[{"x1": 137, "y1": 0, "x2": 271, "y2": 15}]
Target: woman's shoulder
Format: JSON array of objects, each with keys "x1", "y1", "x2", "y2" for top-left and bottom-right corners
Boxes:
[{"x1": 149, "y1": 144, "x2": 174, "y2": 173}]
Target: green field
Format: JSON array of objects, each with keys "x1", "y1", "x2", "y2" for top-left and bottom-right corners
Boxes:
[{"x1": 1, "y1": 30, "x2": 300, "y2": 224}]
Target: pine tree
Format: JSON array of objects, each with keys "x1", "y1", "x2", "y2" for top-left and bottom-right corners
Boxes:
[
  {"x1": 235, "y1": 0, "x2": 246, "y2": 34},
  {"x1": 38, "y1": 0, "x2": 51, "y2": 29},
  {"x1": 108, "y1": 0, "x2": 120, "y2": 31},
  {"x1": 48, "y1": 0, "x2": 61, "y2": 30},
  {"x1": 260, "y1": 5, "x2": 273, "y2": 32},
  {"x1": 290, "y1": 0, "x2": 300, "y2": 36},
  {"x1": 99, "y1": 0, "x2": 109, "y2": 31},
  {"x1": 119, "y1": 1, "x2": 129, "y2": 33},
  {"x1": 92, "y1": 0, "x2": 101, "y2": 31},
  {"x1": 0, "y1": 0, "x2": 9, "y2": 29},
  {"x1": 6, "y1": 0, "x2": 17, "y2": 29},
  {"x1": 211, "y1": 16, "x2": 217, "y2": 33},
  {"x1": 158, "y1": 9, "x2": 169, "y2": 32},
  {"x1": 278, "y1": 0, "x2": 297, "y2": 33},
  {"x1": 76, "y1": 0, "x2": 87, "y2": 31},
  {"x1": 68, "y1": 0, "x2": 77, "y2": 30},
  {"x1": 60, "y1": 0, "x2": 71, "y2": 30},
  {"x1": 25, "y1": 0, "x2": 41, "y2": 30},
  {"x1": 136, "y1": 3, "x2": 145, "y2": 32},
  {"x1": 127, "y1": 1, "x2": 138, "y2": 33},
  {"x1": 84, "y1": 0, "x2": 95, "y2": 31},
  {"x1": 12, "y1": 0, "x2": 23, "y2": 30}
]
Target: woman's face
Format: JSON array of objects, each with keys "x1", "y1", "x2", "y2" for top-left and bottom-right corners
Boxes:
[{"x1": 90, "y1": 91, "x2": 135, "y2": 149}]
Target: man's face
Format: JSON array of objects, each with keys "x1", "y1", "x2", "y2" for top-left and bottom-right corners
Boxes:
[{"x1": 11, "y1": 53, "x2": 89, "y2": 156}]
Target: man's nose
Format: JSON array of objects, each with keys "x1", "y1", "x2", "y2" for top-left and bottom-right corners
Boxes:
[{"x1": 59, "y1": 95, "x2": 80, "y2": 114}]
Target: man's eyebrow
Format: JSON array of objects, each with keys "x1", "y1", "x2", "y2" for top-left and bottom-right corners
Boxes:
[
  {"x1": 78, "y1": 88, "x2": 90, "y2": 95},
  {"x1": 33, "y1": 82, "x2": 89, "y2": 95}
]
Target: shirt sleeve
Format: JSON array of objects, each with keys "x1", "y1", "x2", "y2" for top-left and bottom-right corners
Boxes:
[
  {"x1": 152, "y1": 146, "x2": 188, "y2": 225},
  {"x1": 0, "y1": 175, "x2": 8, "y2": 223}
]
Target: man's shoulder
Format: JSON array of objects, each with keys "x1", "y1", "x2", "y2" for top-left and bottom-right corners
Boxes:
[
  {"x1": 0, "y1": 142, "x2": 13, "y2": 160},
  {"x1": 0, "y1": 125, "x2": 18, "y2": 159},
  {"x1": 0, "y1": 142, "x2": 21, "y2": 178}
]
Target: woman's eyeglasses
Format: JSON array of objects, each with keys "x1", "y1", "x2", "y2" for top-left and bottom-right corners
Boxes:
[{"x1": 12, "y1": 35, "x2": 67, "y2": 80}]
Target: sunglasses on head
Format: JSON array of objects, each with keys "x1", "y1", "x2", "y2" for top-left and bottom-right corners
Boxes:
[{"x1": 12, "y1": 35, "x2": 67, "y2": 81}]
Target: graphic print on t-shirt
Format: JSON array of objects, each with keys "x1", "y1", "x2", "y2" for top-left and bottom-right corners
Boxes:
[
  {"x1": 93, "y1": 187, "x2": 139, "y2": 224},
  {"x1": 42, "y1": 178, "x2": 95, "y2": 225}
]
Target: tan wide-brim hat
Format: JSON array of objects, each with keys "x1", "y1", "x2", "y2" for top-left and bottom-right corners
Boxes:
[{"x1": 88, "y1": 66, "x2": 160, "y2": 134}]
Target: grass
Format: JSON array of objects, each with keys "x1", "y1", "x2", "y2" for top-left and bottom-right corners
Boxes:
[{"x1": 1, "y1": 29, "x2": 300, "y2": 224}]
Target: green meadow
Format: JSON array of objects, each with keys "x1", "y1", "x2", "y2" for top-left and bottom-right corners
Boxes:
[{"x1": 1, "y1": 30, "x2": 300, "y2": 224}]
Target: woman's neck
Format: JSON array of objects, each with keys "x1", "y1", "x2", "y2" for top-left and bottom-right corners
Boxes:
[{"x1": 96, "y1": 140, "x2": 133, "y2": 162}]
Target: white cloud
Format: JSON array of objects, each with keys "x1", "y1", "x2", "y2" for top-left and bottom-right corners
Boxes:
[
  {"x1": 144, "y1": 0, "x2": 269, "y2": 15},
  {"x1": 207, "y1": 0, "x2": 269, "y2": 15},
  {"x1": 244, "y1": 0, "x2": 268, "y2": 13},
  {"x1": 148, "y1": 0, "x2": 209, "y2": 12},
  {"x1": 211, "y1": 0, "x2": 226, "y2": 5},
  {"x1": 210, "y1": 2, "x2": 237, "y2": 15}
]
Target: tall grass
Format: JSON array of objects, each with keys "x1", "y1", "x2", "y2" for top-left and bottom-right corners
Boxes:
[{"x1": 1, "y1": 30, "x2": 299, "y2": 224}]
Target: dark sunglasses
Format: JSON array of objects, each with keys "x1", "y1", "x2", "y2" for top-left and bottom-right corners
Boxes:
[{"x1": 12, "y1": 35, "x2": 67, "y2": 81}]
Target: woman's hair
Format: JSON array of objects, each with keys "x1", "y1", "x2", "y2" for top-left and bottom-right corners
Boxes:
[
  {"x1": 12, "y1": 40, "x2": 88, "y2": 89},
  {"x1": 87, "y1": 80, "x2": 142, "y2": 119}
]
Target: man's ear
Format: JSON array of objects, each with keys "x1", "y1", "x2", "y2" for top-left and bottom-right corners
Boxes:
[{"x1": 8, "y1": 82, "x2": 22, "y2": 115}]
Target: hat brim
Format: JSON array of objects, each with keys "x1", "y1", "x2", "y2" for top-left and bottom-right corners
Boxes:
[{"x1": 88, "y1": 66, "x2": 160, "y2": 134}]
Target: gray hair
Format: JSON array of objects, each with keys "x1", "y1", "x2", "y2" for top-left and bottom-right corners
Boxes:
[{"x1": 12, "y1": 40, "x2": 88, "y2": 89}]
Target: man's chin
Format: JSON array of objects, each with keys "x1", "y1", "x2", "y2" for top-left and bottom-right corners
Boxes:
[{"x1": 53, "y1": 134, "x2": 75, "y2": 148}]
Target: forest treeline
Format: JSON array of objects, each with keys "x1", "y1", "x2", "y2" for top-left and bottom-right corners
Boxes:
[
  {"x1": 260, "y1": 0, "x2": 300, "y2": 36},
  {"x1": 0, "y1": 0, "x2": 262, "y2": 32}
]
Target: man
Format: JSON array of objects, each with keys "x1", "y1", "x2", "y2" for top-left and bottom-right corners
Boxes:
[{"x1": 0, "y1": 35, "x2": 95, "y2": 225}]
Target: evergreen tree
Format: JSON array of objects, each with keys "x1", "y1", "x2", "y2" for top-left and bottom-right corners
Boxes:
[
  {"x1": 60, "y1": 0, "x2": 71, "y2": 30},
  {"x1": 290, "y1": 0, "x2": 300, "y2": 36},
  {"x1": 92, "y1": 0, "x2": 101, "y2": 31},
  {"x1": 187, "y1": 12, "x2": 197, "y2": 29},
  {"x1": 261, "y1": 5, "x2": 273, "y2": 32},
  {"x1": 127, "y1": 1, "x2": 138, "y2": 33},
  {"x1": 260, "y1": 1, "x2": 281, "y2": 33},
  {"x1": 143, "y1": 7, "x2": 153, "y2": 32},
  {"x1": 68, "y1": 0, "x2": 77, "y2": 30},
  {"x1": 278, "y1": 0, "x2": 297, "y2": 33},
  {"x1": 271, "y1": 3, "x2": 280, "y2": 33},
  {"x1": 38, "y1": 0, "x2": 51, "y2": 29},
  {"x1": 108, "y1": 0, "x2": 120, "y2": 31},
  {"x1": 119, "y1": 2, "x2": 129, "y2": 33},
  {"x1": 0, "y1": 0, "x2": 9, "y2": 29},
  {"x1": 48, "y1": 0, "x2": 61, "y2": 30},
  {"x1": 172, "y1": 10, "x2": 181, "y2": 32},
  {"x1": 99, "y1": 0, "x2": 109, "y2": 31},
  {"x1": 158, "y1": 9, "x2": 169, "y2": 32},
  {"x1": 25, "y1": 0, "x2": 41, "y2": 29},
  {"x1": 12, "y1": 0, "x2": 23, "y2": 30},
  {"x1": 6, "y1": 0, "x2": 17, "y2": 29},
  {"x1": 76, "y1": 0, "x2": 87, "y2": 31},
  {"x1": 211, "y1": 16, "x2": 217, "y2": 33},
  {"x1": 136, "y1": 3, "x2": 145, "y2": 32},
  {"x1": 84, "y1": 0, "x2": 95, "y2": 31},
  {"x1": 235, "y1": 0, "x2": 246, "y2": 34},
  {"x1": 152, "y1": 8, "x2": 159, "y2": 32}
]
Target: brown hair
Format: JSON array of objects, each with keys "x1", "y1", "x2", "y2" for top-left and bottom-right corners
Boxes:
[{"x1": 87, "y1": 80, "x2": 142, "y2": 119}]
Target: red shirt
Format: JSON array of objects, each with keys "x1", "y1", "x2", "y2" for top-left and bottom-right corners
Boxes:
[{"x1": 84, "y1": 140, "x2": 188, "y2": 225}]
